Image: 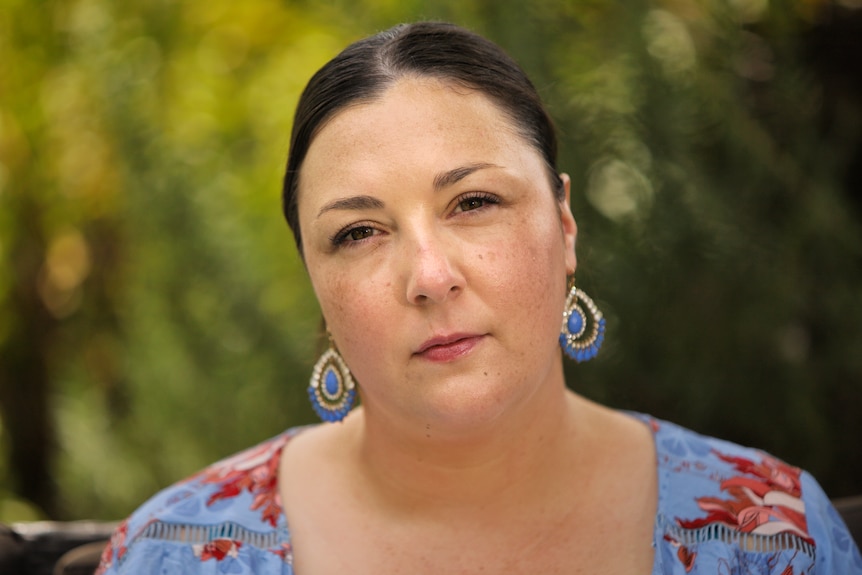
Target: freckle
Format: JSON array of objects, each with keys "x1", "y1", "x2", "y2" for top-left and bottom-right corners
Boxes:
[{"x1": 478, "y1": 254, "x2": 483, "y2": 260}]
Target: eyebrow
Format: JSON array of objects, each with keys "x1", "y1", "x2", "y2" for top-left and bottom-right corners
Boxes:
[
  {"x1": 316, "y1": 162, "x2": 499, "y2": 218},
  {"x1": 318, "y1": 195, "x2": 385, "y2": 217},
  {"x1": 433, "y1": 162, "x2": 498, "y2": 192}
]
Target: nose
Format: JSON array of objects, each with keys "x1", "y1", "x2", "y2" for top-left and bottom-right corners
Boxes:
[{"x1": 404, "y1": 230, "x2": 465, "y2": 305}]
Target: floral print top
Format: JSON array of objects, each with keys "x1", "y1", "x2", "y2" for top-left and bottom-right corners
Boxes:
[{"x1": 96, "y1": 414, "x2": 862, "y2": 574}]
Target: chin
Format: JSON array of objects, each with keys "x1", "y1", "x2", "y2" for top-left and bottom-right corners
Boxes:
[{"x1": 411, "y1": 375, "x2": 534, "y2": 434}]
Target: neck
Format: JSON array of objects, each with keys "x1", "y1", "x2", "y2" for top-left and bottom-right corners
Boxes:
[{"x1": 345, "y1": 375, "x2": 587, "y2": 515}]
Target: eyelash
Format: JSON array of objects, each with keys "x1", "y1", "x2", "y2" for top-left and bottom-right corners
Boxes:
[
  {"x1": 329, "y1": 192, "x2": 501, "y2": 248},
  {"x1": 330, "y1": 221, "x2": 377, "y2": 247},
  {"x1": 453, "y1": 192, "x2": 499, "y2": 213}
]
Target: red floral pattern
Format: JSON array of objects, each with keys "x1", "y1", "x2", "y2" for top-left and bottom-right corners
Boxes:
[
  {"x1": 95, "y1": 519, "x2": 128, "y2": 574},
  {"x1": 664, "y1": 533, "x2": 697, "y2": 573},
  {"x1": 96, "y1": 434, "x2": 292, "y2": 572},
  {"x1": 188, "y1": 435, "x2": 288, "y2": 527},
  {"x1": 678, "y1": 450, "x2": 811, "y2": 543},
  {"x1": 194, "y1": 538, "x2": 243, "y2": 561},
  {"x1": 270, "y1": 541, "x2": 294, "y2": 563}
]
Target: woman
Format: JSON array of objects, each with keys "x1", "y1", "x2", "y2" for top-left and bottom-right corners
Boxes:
[{"x1": 96, "y1": 22, "x2": 861, "y2": 574}]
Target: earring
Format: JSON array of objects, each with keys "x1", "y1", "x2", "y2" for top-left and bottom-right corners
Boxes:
[
  {"x1": 559, "y1": 280, "x2": 606, "y2": 362},
  {"x1": 308, "y1": 338, "x2": 356, "y2": 423}
]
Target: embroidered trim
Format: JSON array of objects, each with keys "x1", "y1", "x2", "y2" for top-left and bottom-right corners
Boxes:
[
  {"x1": 659, "y1": 515, "x2": 816, "y2": 557},
  {"x1": 139, "y1": 520, "x2": 287, "y2": 550}
]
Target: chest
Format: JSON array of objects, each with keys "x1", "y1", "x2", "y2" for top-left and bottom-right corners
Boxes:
[{"x1": 288, "y1": 492, "x2": 657, "y2": 575}]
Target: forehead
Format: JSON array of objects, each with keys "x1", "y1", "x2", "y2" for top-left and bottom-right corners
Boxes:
[{"x1": 297, "y1": 77, "x2": 531, "y2": 198}]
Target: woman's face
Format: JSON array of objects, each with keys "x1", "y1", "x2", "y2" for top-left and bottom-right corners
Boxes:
[{"x1": 297, "y1": 77, "x2": 577, "y2": 431}]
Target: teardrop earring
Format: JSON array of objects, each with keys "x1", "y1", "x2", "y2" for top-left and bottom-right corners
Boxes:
[
  {"x1": 307, "y1": 335, "x2": 356, "y2": 422},
  {"x1": 559, "y1": 279, "x2": 606, "y2": 363}
]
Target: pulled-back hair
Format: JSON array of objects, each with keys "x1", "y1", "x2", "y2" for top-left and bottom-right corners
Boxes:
[{"x1": 282, "y1": 22, "x2": 562, "y2": 254}]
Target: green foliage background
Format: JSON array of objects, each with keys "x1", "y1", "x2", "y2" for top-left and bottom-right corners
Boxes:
[{"x1": 1, "y1": 0, "x2": 860, "y2": 521}]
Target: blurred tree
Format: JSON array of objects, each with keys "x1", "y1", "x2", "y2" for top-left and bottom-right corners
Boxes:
[
  {"x1": 554, "y1": 0, "x2": 862, "y2": 498},
  {"x1": 1, "y1": 0, "x2": 353, "y2": 519}
]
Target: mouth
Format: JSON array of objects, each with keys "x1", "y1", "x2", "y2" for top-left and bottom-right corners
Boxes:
[{"x1": 414, "y1": 333, "x2": 485, "y2": 362}]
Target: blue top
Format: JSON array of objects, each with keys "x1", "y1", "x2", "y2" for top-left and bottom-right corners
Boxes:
[{"x1": 95, "y1": 414, "x2": 862, "y2": 574}]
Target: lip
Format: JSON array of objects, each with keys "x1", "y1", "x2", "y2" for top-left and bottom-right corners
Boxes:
[{"x1": 414, "y1": 333, "x2": 485, "y2": 362}]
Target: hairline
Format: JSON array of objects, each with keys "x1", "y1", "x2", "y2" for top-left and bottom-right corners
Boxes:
[
  {"x1": 285, "y1": 23, "x2": 565, "y2": 256},
  {"x1": 294, "y1": 73, "x2": 562, "y2": 239}
]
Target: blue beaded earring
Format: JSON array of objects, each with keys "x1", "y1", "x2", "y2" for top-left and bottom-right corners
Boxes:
[
  {"x1": 559, "y1": 280, "x2": 606, "y2": 362},
  {"x1": 308, "y1": 337, "x2": 356, "y2": 423}
]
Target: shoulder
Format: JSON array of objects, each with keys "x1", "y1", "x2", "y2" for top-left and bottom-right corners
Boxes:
[
  {"x1": 96, "y1": 427, "x2": 313, "y2": 575},
  {"x1": 631, "y1": 413, "x2": 862, "y2": 574}
]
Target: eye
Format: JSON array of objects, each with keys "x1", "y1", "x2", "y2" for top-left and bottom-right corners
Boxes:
[
  {"x1": 331, "y1": 224, "x2": 378, "y2": 247},
  {"x1": 348, "y1": 227, "x2": 374, "y2": 241},
  {"x1": 454, "y1": 192, "x2": 499, "y2": 214}
]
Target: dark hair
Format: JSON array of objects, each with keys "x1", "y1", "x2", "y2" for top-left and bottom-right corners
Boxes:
[{"x1": 282, "y1": 21, "x2": 563, "y2": 254}]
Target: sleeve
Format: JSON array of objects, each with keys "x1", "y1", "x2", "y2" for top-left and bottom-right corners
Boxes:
[
  {"x1": 94, "y1": 518, "x2": 135, "y2": 575},
  {"x1": 95, "y1": 533, "x2": 199, "y2": 575},
  {"x1": 801, "y1": 471, "x2": 862, "y2": 574},
  {"x1": 94, "y1": 524, "x2": 294, "y2": 575}
]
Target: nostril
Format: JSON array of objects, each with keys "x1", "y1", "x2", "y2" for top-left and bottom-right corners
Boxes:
[{"x1": 404, "y1": 241, "x2": 465, "y2": 304}]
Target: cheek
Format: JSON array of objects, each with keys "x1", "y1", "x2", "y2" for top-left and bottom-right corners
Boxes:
[
  {"x1": 312, "y1": 268, "x2": 392, "y2": 362},
  {"x1": 480, "y1": 221, "x2": 566, "y2": 326}
]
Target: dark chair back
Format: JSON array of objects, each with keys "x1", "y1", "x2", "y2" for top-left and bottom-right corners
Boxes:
[{"x1": 1, "y1": 521, "x2": 115, "y2": 575}]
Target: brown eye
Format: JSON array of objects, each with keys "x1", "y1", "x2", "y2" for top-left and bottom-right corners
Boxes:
[
  {"x1": 330, "y1": 223, "x2": 379, "y2": 247},
  {"x1": 349, "y1": 227, "x2": 374, "y2": 241},
  {"x1": 458, "y1": 197, "x2": 486, "y2": 212},
  {"x1": 454, "y1": 193, "x2": 498, "y2": 214}
]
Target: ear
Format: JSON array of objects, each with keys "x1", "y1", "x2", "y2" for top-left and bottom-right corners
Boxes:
[{"x1": 559, "y1": 173, "x2": 577, "y2": 275}]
